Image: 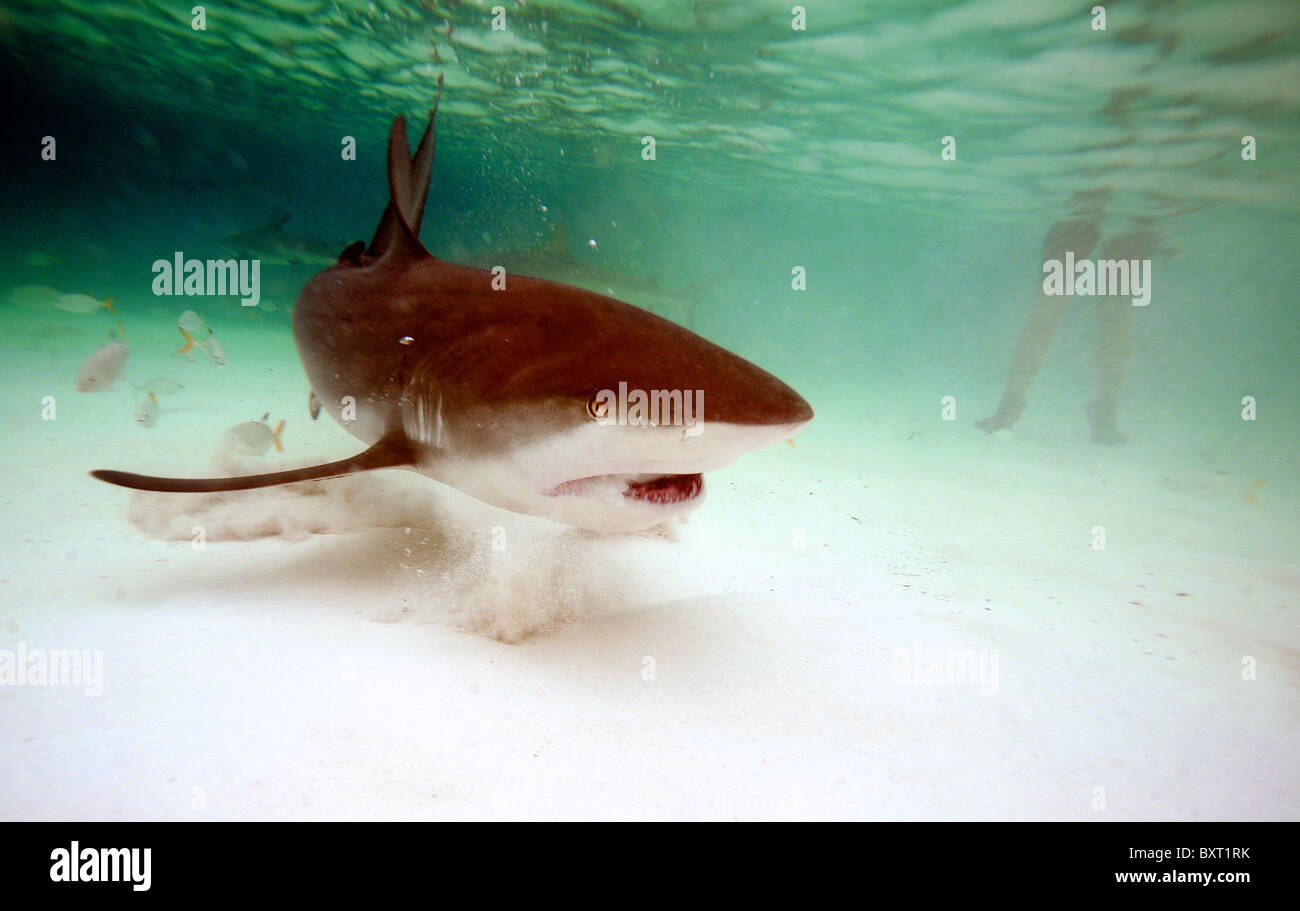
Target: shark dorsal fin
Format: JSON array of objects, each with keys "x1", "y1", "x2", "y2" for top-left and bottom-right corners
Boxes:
[
  {"x1": 407, "y1": 74, "x2": 442, "y2": 239},
  {"x1": 369, "y1": 73, "x2": 443, "y2": 263}
]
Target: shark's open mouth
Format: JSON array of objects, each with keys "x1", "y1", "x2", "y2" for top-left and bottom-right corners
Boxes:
[
  {"x1": 547, "y1": 472, "x2": 704, "y2": 505},
  {"x1": 624, "y1": 473, "x2": 704, "y2": 504}
]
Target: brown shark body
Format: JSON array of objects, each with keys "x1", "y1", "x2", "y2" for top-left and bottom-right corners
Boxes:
[{"x1": 93, "y1": 84, "x2": 813, "y2": 532}]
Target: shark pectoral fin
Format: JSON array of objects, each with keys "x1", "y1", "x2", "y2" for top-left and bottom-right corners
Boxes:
[{"x1": 91, "y1": 432, "x2": 417, "y2": 493}]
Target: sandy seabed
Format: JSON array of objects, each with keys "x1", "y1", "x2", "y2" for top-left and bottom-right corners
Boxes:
[{"x1": 0, "y1": 309, "x2": 1296, "y2": 821}]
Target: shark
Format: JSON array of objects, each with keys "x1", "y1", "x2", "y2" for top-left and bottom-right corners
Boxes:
[
  {"x1": 220, "y1": 213, "x2": 343, "y2": 267},
  {"x1": 93, "y1": 85, "x2": 813, "y2": 534},
  {"x1": 463, "y1": 224, "x2": 724, "y2": 329}
]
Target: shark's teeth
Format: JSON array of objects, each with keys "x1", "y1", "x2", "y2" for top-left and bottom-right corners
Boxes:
[
  {"x1": 623, "y1": 473, "x2": 704, "y2": 505},
  {"x1": 547, "y1": 478, "x2": 588, "y2": 497},
  {"x1": 545, "y1": 472, "x2": 704, "y2": 506}
]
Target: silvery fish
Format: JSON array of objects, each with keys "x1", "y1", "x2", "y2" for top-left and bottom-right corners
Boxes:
[
  {"x1": 134, "y1": 391, "x2": 159, "y2": 428},
  {"x1": 224, "y1": 413, "x2": 285, "y2": 456},
  {"x1": 54, "y1": 293, "x2": 116, "y2": 314},
  {"x1": 76, "y1": 342, "x2": 130, "y2": 392}
]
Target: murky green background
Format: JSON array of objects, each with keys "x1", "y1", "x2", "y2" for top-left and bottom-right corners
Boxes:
[
  {"x1": 1, "y1": 0, "x2": 1298, "y2": 824},
  {"x1": 2, "y1": 0, "x2": 1298, "y2": 462}
]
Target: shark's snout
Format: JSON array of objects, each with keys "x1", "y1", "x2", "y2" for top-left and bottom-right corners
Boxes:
[{"x1": 772, "y1": 386, "x2": 815, "y2": 428}]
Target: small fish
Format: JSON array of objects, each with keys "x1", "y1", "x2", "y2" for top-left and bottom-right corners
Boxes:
[
  {"x1": 6, "y1": 284, "x2": 61, "y2": 309},
  {"x1": 200, "y1": 334, "x2": 226, "y2": 367},
  {"x1": 53, "y1": 293, "x2": 116, "y2": 314},
  {"x1": 76, "y1": 342, "x2": 130, "y2": 392},
  {"x1": 134, "y1": 391, "x2": 160, "y2": 428},
  {"x1": 177, "y1": 327, "x2": 225, "y2": 366},
  {"x1": 177, "y1": 310, "x2": 208, "y2": 335},
  {"x1": 24, "y1": 251, "x2": 57, "y2": 267},
  {"x1": 225, "y1": 413, "x2": 285, "y2": 456},
  {"x1": 308, "y1": 390, "x2": 321, "y2": 420}
]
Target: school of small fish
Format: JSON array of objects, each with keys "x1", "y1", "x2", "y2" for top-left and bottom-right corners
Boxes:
[
  {"x1": 44, "y1": 293, "x2": 262, "y2": 443},
  {"x1": 4, "y1": 255, "x2": 295, "y2": 457}
]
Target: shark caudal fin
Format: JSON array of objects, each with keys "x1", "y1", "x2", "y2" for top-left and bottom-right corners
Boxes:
[
  {"x1": 91, "y1": 433, "x2": 416, "y2": 493},
  {"x1": 368, "y1": 73, "x2": 443, "y2": 262}
]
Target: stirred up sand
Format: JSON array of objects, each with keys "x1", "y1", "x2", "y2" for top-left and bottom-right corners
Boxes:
[{"x1": 0, "y1": 309, "x2": 1296, "y2": 820}]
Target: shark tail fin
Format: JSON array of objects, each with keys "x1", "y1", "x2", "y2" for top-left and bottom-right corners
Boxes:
[
  {"x1": 177, "y1": 327, "x2": 196, "y2": 354},
  {"x1": 91, "y1": 432, "x2": 415, "y2": 494},
  {"x1": 369, "y1": 73, "x2": 444, "y2": 262},
  {"x1": 272, "y1": 420, "x2": 286, "y2": 454},
  {"x1": 101, "y1": 297, "x2": 117, "y2": 314}
]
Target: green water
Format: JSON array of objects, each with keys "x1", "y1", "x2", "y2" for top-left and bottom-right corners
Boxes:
[
  {"x1": 2, "y1": 0, "x2": 1300, "y2": 824},
  {"x1": 2, "y1": 0, "x2": 1298, "y2": 475}
]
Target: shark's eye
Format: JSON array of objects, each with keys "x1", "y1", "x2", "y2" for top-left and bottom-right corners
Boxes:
[{"x1": 586, "y1": 394, "x2": 610, "y2": 420}]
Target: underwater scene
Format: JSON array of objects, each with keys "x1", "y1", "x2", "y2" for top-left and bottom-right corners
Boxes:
[{"x1": 0, "y1": 0, "x2": 1296, "y2": 821}]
